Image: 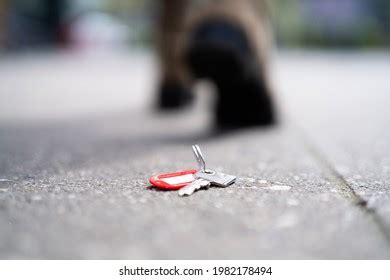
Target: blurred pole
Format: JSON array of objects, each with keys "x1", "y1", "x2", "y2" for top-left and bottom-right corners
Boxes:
[
  {"x1": 43, "y1": 0, "x2": 66, "y2": 44},
  {"x1": 373, "y1": 0, "x2": 390, "y2": 45},
  {"x1": 5, "y1": 0, "x2": 67, "y2": 50},
  {"x1": 0, "y1": 0, "x2": 7, "y2": 49}
]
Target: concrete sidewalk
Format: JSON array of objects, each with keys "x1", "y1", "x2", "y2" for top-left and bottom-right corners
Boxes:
[{"x1": 0, "y1": 50, "x2": 389, "y2": 259}]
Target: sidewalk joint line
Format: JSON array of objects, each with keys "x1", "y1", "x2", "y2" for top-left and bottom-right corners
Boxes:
[{"x1": 297, "y1": 126, "x2": 390, "y2": 246}]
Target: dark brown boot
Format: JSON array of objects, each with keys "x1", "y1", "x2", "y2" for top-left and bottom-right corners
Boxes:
[
  {"x1": 157, "y1": 0, "x2": 276, "y2": 127},
  {"x1": 186, "y1": 0, "x2": 275, "y2": 127}
]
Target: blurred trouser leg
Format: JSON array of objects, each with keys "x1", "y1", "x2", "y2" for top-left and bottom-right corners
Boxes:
[{"x1": 157, "y1": 0, "x2": 193, "y2": 109}]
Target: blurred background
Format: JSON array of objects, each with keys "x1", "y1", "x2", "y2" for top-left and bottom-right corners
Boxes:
[
  {"x1": 0, "y1": 0, "x2": 389, "y2": 51},
  {"x1": 0, "y1": 0, "x2": 389, "y2": 123}
]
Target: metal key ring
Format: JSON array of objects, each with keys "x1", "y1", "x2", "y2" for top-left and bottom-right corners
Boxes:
[{"x1": 192, "y1": 144, "x2": 206, "y2": 172}]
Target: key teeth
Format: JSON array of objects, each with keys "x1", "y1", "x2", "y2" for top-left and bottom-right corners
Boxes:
[
  {"x1": 178, "y1": 190, "x2": 191, "y2": 197},
  {"x1": 178, "y1": 178, "x2": 208, "y2": 197}
]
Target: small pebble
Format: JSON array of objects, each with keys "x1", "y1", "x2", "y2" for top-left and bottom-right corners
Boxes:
[
  {"x1": 287, "y1": 198, "x2": 299, "y2": 206},
  {"x1": 31, "y1": 195, "x2": 42, "y2": 201},
  {"x1": 214, "y1": 202, "x2": 223, "y2": 209},
  {"x1": 264, "y1": 185, "x2": 292, "y2": 191},
  {"x1": 0, "y1": 179, "x2": 12, "y2": 183},
  {"x1": 276, "y1": 213, "x2": 298, "y2": 228}
]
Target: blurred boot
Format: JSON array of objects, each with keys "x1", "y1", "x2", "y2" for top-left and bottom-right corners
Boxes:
[
  {"x1": 157, "y1": 0, "x2": 194, "y2": 109},
  {"x1": 186, "y1": 0, "x2": 275, "y2": 127},
  {"x1": 158, "y1": 0, "x2": 276, "y2": 128}
]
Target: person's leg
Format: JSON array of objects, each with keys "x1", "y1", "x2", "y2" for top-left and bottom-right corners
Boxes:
[{"x1": 157, "y1": 0, "x2": 193, "y2": 109}]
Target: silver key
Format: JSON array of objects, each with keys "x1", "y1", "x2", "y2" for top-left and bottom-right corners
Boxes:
[
  {"x1": 196, "y1": 170, "x2": 236, "y2": 187},
  {"x1": 178, "y1": 145, "x2": 236, "y2": 196},
  {"x1": 178, "y1": 178, "x2": 210, "y2": 196},
  {"x1": 178, "y1": 170, "x2": 235, "y2": 196}
]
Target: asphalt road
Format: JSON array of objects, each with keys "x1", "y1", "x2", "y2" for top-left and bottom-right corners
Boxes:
[{"x1": 0, "y1": 50, "x2": 389, "y2": 259}]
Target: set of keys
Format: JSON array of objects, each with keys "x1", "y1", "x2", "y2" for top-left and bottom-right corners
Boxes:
[{"x1": 149, "y1": 145, "x2": 236, "y2": 196}]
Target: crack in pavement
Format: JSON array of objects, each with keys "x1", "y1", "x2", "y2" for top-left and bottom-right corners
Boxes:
[{"x1": 298, "y1": 127, "x2": 390, "y2": 248}]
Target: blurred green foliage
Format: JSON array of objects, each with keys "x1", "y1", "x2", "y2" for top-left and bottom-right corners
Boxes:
[{"x1": 271, "y1": 0, "x2": 389, "y2": 48}]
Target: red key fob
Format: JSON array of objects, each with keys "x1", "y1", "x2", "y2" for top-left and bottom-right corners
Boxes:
[{"x1": 149, "y1": 169, "x2": 197, "y2": 190}]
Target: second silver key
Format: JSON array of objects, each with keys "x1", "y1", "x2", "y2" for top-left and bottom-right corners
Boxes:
[
  {"x1": 196, "y1": 170, "x2": 236, "y2": 187},
  {"x1": 178, "y1": 178, "x2": 209, "y2": 196}
]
